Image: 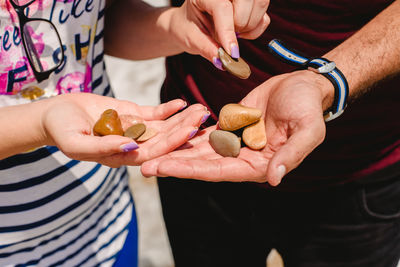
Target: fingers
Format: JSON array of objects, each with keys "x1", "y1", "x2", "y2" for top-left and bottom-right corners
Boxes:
[
  {"x1": 193, "y1": 0, "x2": 238, "y2": 58},
  {"x1": 238, "y1": 13, "x2": 270, "y2": 40},
  {"x1": 143, "y1": 156, "x2": 260, "y2": 181},
  {"x1": 60, "y1": 134, "x2": 139, "y2": 161},
  {"x1": 266, "y1": 121, "x2": 326, "y2": 186},
  {"x1": 138, "y1": 99, "x2": 188, "y2": 121}
]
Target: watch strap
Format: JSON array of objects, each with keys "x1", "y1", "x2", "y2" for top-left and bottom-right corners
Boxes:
[{"x1": 267, "y1": 39, "x2": 349, "y2": 122}]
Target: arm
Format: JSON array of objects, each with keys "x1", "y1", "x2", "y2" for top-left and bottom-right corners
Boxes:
[
  {"x1": 104, "y1": 0, "x2": 270, "y2": 63},
  {"x1": 0, "y1": 101, "x2": 49, "y2": 159},
  {"x1": 141, "y1": 1, "x2": 400, "y2": 185},
  {"x1": 0, "y1": 94, "x2": 208, "y2": 168}
]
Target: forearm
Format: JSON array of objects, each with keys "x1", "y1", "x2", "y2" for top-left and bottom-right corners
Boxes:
[
  {"x1": 104, "y1": 1, "x2": 182, "y2": 60},
  {"x1": 0, "y1": 101, "x2": 49, "y2": 159},
  {"x1": 320, "y1": 0, "x2": 400, "y2": 109}
]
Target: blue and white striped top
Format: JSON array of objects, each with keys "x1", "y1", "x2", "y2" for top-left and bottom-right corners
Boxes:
[{"x1": 0, "y1": 0, "x2": 134, "y2": 266}]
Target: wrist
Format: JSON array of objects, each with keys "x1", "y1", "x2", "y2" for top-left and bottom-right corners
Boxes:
[
  {"x1": 302, "y1": 69, "x2": 335, "y2": 112},
  {"x1": 158, "y1": 6, "x2": 186, "y2": 55}
]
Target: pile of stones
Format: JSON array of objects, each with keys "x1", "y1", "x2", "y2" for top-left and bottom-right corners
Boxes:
[
  {"x1": 93, "y1": 109, "x2": 157, "y2": 142},
  {"x1": 209, "y1": 104, "x2": 266, "y2": 157}
]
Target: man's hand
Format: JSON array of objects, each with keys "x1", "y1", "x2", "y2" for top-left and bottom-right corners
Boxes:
[{"x1": 141, "y1": 70, "x2": 328, "y2": 186}]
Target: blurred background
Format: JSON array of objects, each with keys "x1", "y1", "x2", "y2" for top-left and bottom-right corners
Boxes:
[{"x1": 105, "y1": 1, "x2": 283, "y2": 266}]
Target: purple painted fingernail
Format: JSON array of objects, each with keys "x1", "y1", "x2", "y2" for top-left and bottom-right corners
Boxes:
[
  {"x1": 188, "y1": 128, "x2": 198, "y2": 139},
  {"x1": 201, "y1": 112, "x2": 211, "y2": 123},
  {"x1": 212, "y1": 57, "x2": 224, "y2": 71},
  {"x1": 120, "y1": 142, "x2": 139, "y2": 152},
  {"x1": 179, "y1": 101, "x2": 187, "y2": 111},
  {"x1": 230, "y1": 43, "x2": 240, "y2": 59},
  {"x1": 235, "y1": 32, "x2": 241, "y2": 38}
]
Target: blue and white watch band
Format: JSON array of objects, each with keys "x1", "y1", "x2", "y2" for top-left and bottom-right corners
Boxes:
[{"x1": 268, "y1": 39, "x2": 349, "y2": 122}]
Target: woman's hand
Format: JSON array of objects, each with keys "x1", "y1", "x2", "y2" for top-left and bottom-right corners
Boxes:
[
  {"x1": 169, "y1": 0, "x2": 270, "y2": 66},
  {"x1": 41, "y1": 93, "x2": 209, "y2": 167}
]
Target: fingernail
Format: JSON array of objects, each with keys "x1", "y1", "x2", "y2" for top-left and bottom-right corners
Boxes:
[
  {"x1": 189, "y1": 128, "x2": 198, "y2": 139},
  {"x1": 235, "y1": 32, "x2": 241, "y2": 38},
  {"x1": 276, "y1": 165, "x2": 286, "y2": 184},
  {"x1": 230, "y1": 43, "x2": 240, "y2": 59},
  {"x1": 179, "y1": 101, "x2": 187, "y2": 111},
  {"x1": 120, "y1": 142, "x2": 139, "y2": 152},
  {"x1": 212, "y1": 57, "x2": 224, "y2": 71},
  {"x1": 201, "y1": 112, "x2": 210, "y2": 123}
]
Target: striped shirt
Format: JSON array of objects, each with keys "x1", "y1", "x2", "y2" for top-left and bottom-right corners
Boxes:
[{"x1": 0, "y1": 0, "x2": 133, "y2": 266}]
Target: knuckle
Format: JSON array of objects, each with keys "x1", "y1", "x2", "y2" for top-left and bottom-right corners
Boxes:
[
  {"x1": 257, "y1": 0, "x2": 270, "y2": 10},
  {"x1": 215, "y1": 0, "x2": 232, "y2": 12}
]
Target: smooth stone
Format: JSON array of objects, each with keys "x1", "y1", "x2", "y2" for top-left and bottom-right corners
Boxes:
[
  {"x1": 219, "y1": 103, "x2": 262, "y2": 131},
  {"x1": 124, "y1": 123, "x2": 146, "y2": 140},
  {"x1": 209, "y1": 130, "x2": 241, "y2": 157},
  {"x1": 136, "y1": 127, "x2": 158, "y2": 142},
  {"x1": 242, "y1": 119, "x2": 267, "y2": 150},
  {"x1": 119, "y1": 114, "x2": 144, "y2": 129},
  {"x1": 218, "y1": 47, "x2": 251, "y2": 79},
  {"x1": 93, "y1": 109, "x2": 124, "y2": 136}
]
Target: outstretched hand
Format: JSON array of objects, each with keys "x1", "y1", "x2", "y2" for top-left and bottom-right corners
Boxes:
[
  {"x1": 42, "y1": 93, "x2": 208, "y2": 167},
  {"x1": 141, "y1": 70, "x2": 330, "y2": 186}
]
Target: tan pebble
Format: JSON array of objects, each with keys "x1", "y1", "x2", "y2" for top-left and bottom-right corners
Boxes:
[
  {"x1": 209, "y1": 130, "x2": 241, "y2": 157},
  {"x1": 93, "y1": 109, "x2": 124, "y2": 136},
  {"x1": 136, "y1": 127, "x2": 158, "y2": 142},
  {"x1": 218, "y1": 48, "x2": 251, "y2": 79},
  {"x1": 219, "y1": 104, "x2": 262, "y2": 131},
  {"x1": 242, "y1": 119, "x2": 267, "y2": 150},
  {"x1": 124, "y1": 123, "x2": 146, "y2": 140},
  {"x1": 119, "y1": 114, "x2": 144, "y2": 129}
]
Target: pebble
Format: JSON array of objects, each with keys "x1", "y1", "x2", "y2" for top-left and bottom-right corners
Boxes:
[
  {"x1": 93, "y1": 109, "x2": 124, "y2": 136},
  {"x1": 136, "y1": 127, "x2": 158, "y2": 142},
  {"x1": 209, "y1": 130, "x2": 241, "y2": 157},
  {"x1": 219, "y1": 103, "x2": 262, "y2": 131},
  {"x1": 218, "y1": 48, "x2": 251, "y2": 79},
  {"x1": 242, "y1": 119, "x2": 267, "y2": 150},
  {"x1": 124, "y1": 123, "x2": 146, "y2": 140}
]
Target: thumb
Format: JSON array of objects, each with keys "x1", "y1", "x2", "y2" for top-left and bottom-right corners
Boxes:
[{"x1": 266, "y1": 123, "x2": 325, "y2": 186}]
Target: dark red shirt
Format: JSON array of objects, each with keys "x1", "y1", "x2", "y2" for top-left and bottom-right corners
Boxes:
[{"x1": 162, "y1": 0, "x2": 400, "y2": 190}]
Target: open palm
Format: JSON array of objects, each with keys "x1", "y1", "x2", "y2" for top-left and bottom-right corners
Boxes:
[
  {"x1": 43, "y1": 93, "x2": 208, "y2": 167},
  {"x1": 142, "y1": 71, "x2": 327, "y2": 186}
]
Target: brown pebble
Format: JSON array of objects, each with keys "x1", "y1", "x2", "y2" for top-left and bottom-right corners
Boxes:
[
  {"x1": 124, "y1": 123, "x2": 146, "y2": 140},
  {"x1": 218, "y1": 48, "x2": 251, "y2": 79},
  {"x1": 136, "y1": 127, "x2": 158, "y2": 142},
  {"x1": 93, "y1": 109, "x2": 124, "y2": 136},
  {"x1": 219, "y1": 104, "x2": 262, "y2": 131},
  {"x1": 209, "y1": 130, "x2": 241, "y2": 157},
  {"x1": 242, "y1": 119, "x2": 267, "y2": 150}
]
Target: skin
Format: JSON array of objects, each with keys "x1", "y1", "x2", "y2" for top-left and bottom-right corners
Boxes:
[
  {"x1": 104, "y1": 0, "x2": 270, "y2": 62},
  {"x1": 0, "y1": 93, "x2": 209, "y2": 166},
  {"x1": 141, "y1": 1, "x2": 400, "y2": 186},
  {"x1": 1, "y1": 0, "x2": 269, "y2": 165}
]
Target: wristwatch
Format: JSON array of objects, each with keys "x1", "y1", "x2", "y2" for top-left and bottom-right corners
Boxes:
[{"x1": 267, "y1": 39, "x2": 349, "y2": 122}]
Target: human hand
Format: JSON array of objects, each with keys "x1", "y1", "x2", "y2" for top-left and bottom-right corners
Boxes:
[
  {"x1": 142, "y1": 70, "x2": 330, "y2": 186},
  {"x1": 41, "y1": 93, "x2": 208, "y2": 167},
  {"x1": 169, "y1": 0, "x2": 270, "y2": 67}
]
